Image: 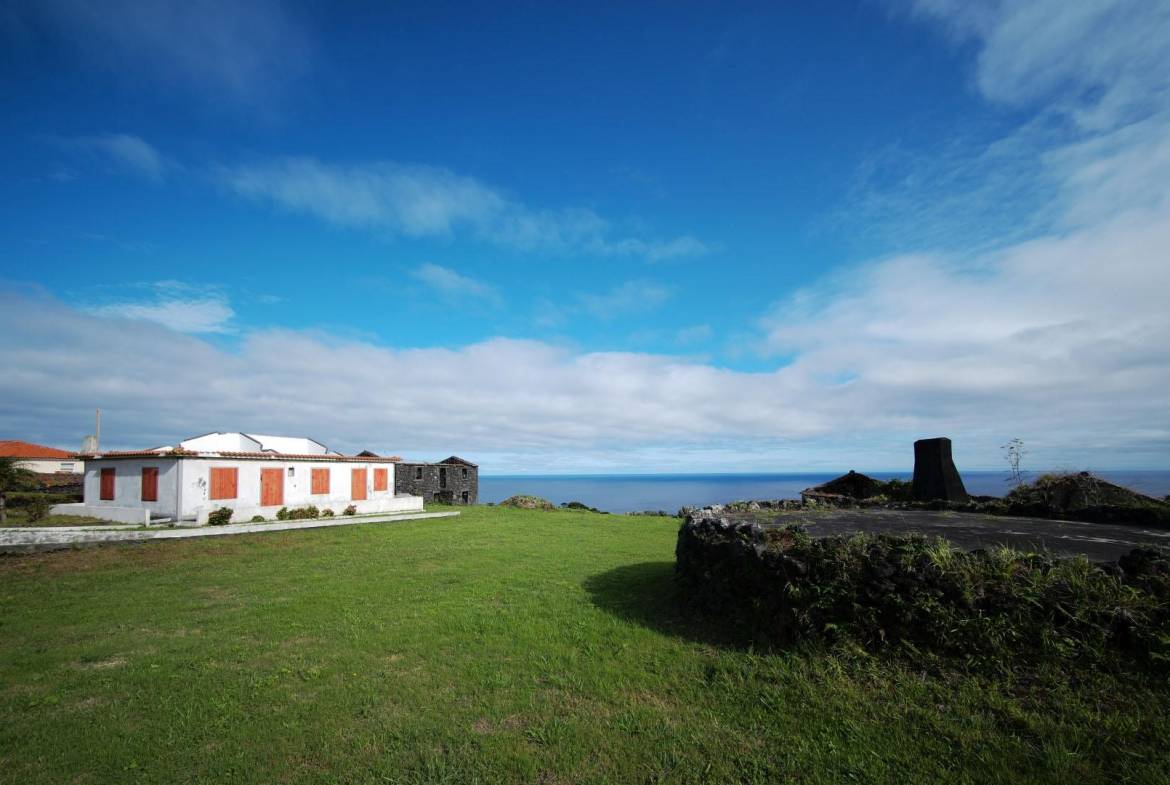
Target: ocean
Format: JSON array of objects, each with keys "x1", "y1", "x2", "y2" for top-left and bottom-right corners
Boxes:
[{"x1": 478, "y1": 471, "x2": 1170, "y2": 514}]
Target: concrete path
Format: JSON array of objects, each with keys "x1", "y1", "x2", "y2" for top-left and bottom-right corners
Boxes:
[
  {"x1": 0, "y1": 511, "x2": 459, "y2": 554},
  {"x1": 754, "y1": 508, "x2": 1170, "y2": 561}
]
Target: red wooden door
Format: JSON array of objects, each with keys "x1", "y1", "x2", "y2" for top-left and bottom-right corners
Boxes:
[
  {"x1": 141, "y1": 467, "x2": 159, "y2": 501},
  {"x1": 373, "y1": 467, "x2": 388, "y2": 492},
  {"x1": 100, "y1": 467, "x2": 116, "y2": 500},
  {"x1": 351, "y1": 468, "x2": 367, "y2": 501},
  {"x1": 260, "y1": 468, "x2": 284, "y2": 507}
]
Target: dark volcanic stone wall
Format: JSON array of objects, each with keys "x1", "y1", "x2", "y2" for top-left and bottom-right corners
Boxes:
[{"x1": 394, "y1": 462, "x2": 478, "y2": 504}]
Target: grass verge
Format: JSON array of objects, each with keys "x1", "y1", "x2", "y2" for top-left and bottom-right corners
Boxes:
[{"x1": 1, "y1": 505, "x2": 1167, "y2": 784}]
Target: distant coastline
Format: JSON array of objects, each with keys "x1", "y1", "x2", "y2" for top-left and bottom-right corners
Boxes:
[{"x1": 479, "y1": 471, "x2": 1170, "y2": 514}]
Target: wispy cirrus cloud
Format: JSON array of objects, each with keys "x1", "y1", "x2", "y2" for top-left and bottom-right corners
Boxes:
[
  {"x1": 5, "y1": 0, "x2": 311, "y2": 106},
  {"x1": 81, "y1": 281, "x2": 235, "y2": 334},
  {"x1": 578, "y1": 280, "x2": 673, "y2": 320},
  {"x1": 220, "y1": 157, "x2": 710, "y2": 261},
  {"x1": 410, "y1": 263, "x2": 502, "y2": 306},
  {"x1": 906, "y1": 0, "x2": 1170, "y2": 131},
  {"x1": 837, "y1": 1, "x2": 1170, "y2": 253},
  {"x1": 52, "y1": 133, "x2": 169, "y2": 181}
]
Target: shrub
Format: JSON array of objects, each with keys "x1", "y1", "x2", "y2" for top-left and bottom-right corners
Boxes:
[
  {"x1": 499, "y1": 495, "x2": 556, "y2": 510},
  {"x1": 343, "y1": 505, "x2": 357, "y2": 516},
  {"x1": 25, "y1": 496, "x2": 52, "y2": 522},
  {"x1": 250, "y1": 515, "x2": 266, "y2": 523},
  {"x1": 676, "y1": 516, "x2": 1170, "y2": 672},
  {"x1": 288, "y1": 505, "x2": 320, "y2": 520},
  {"x1": 275, "y1": 507, "x2": 291, "y2": 521},
  {"x1": 207, "y1": 507, "x2": 233, "y2": 526},
  {"x1": 562, "y1": 500, "x2": 603, "y2": 513},
  {"x1": 321, "y1": 508, "x2": 334, "y2": 517},
  {"x1": 877, "y1": 478, "x2": 914, "y2": 502}
]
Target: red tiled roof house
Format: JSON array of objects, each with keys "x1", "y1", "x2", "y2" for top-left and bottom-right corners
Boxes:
[
  {"x1": 0, "y1": 440, "x2": 83, "y2": 474},
  {"x1": 53, "y1": 432, "x2": 421, "y2": 525}
]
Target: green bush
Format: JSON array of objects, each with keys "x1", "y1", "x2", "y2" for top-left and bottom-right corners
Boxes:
[
  {"x1": 499, "y1": 495, "x2": 556, "y2": 510},
  {"x1": 207, "y1": 507, "x2": 233, "y2": 526},
  {"x1": 877, "y1": 478, "x2": 914, "y2": 501},
  {"x1": 286, "y1": 505, "x2": 320, "y2": 520},
  {"x1": 250, "y1": 515, "x2": 266, "y2": 523},
  {"x1": 676, "y1": 517, "x2": 1170, "y2": 671},
  {"x1": 275, "y1": 507, "x2": 290, "y2": 521},
  {"x1": 321, "y1": 508, "x2": 334, "y2": 517},
  {"x1": 6, "y1": 492, "x2": 68, "y2": 509},
  {"x1": 343, "y1": 505, "x2": 357, "y2": 516},
  {"x1": 25, "y1": 496, "x2": 52, "y2": 522},
  {"x1": 562, "y1": 500, "x2": 603, "y2": 513}
]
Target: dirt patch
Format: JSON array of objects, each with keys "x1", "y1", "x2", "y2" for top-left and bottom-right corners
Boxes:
[{"x1": 79, "y1": 656, "x2": 126, "y2": 670}]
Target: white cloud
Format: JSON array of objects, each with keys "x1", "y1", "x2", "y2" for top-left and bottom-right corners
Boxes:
[
  {"x1": 410, "y1": 263, "x2": 502, "y2": 306},
  {"x1": 82, "y1": 282, "x2": 235, "y2": 334},
  {"x1": 56, "y1": 133, "x2": 168, "y2": 180},
  {"x1": 907, "y1": 0, "x2": 1170, "y2": 131},
  {"x1": 221, "y1": 156, "x2": 710, "y2": 261},
  {"x1": 7, "y1": 0, "x2": 311, "y2": 105},
  {"x1": 578, "y1": 281, "x2": 673, "y2": 320},
  {"x1": 841, "y1": 1, "x2": 1170, "y2": 251}
]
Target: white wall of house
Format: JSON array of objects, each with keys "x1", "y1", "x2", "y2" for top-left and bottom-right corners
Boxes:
[
  {"x1": 17, "y1": 458, "x2": 83, "y2": 474},
  {"x1": 177, "y1": 432, "x2": 333, "y2": 455},
  {"x1": 55, "y1": 457, "x2": 419, "y2": 524}
]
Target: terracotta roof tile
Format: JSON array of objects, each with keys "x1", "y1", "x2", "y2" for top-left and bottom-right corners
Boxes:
[{"x1": 0, "y1": 440, "x2": 74, "y2": 459}]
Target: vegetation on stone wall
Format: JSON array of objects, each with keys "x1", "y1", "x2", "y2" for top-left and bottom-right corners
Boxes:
[
  {"x1": 499, "y1": 494, "x2": 556, "y2": 510},
  {"x1": 676, "y1": 515, "x2": 1170, "y2": 672}
]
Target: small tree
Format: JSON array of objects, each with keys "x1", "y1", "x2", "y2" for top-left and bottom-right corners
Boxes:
[
  {"x1": 1002, "y1": 438, "x2": 1027, "y2": 487},
  {"x1": 0, "y1": 457, "x2": 39, "y2": 524}
]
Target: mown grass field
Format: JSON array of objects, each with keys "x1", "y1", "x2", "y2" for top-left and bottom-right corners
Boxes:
[{"x1": 1, "y1": 505, "x2": 1166, "y2": 784}]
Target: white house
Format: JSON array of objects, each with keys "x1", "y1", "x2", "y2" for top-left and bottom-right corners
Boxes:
[
  {"x1": 53, "y1": 432, "x2": 422, "y2": 525},
  {"x1": 0, "y1": 440, "x2": 83, "y2": 474}
]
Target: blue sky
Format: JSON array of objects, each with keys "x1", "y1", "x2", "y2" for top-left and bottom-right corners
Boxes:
[{"x1": 2, "y1": 1, "x2": 1169, "y2": 473}]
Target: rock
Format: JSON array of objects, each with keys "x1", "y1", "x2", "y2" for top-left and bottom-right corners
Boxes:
[
  {"x1": 498, "y1": 494, "x2": 556, "y2": 510},
  {"x1": 911, "y1": 437, "x2": 969, "y2": 502}
]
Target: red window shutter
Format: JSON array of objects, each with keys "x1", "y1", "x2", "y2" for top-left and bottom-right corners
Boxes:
[
  {"x1": 260, "y1": 468, "x2": 284, "y2": 506},
  {"x1": 311, "y1": 468, "x2": 330, "y2": 495},
  {"x1": 373, "y1": 468, "x2": 388, "y2": 491},
  {"x1": 351, "y1": 468, "x2": 367, "y2": 501},
  {"x1": 141, "y1": 467, "x2": 159, "y2": 502},
  {"x1": 210, "y1": 467, "x2": 239, "y2": 500},
  {"x1": 100, "y1": 467, "x2": 116, "y2": 500}
]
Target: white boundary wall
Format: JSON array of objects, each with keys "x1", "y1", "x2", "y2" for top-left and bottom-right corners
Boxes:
[{"x1": 57, "y1": 456, "x2": 422, "y2": 524}]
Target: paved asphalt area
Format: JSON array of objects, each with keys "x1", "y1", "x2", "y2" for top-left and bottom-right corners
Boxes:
[{"x1": 755, "y1": 508, "x2": 1170, "y2": 561}]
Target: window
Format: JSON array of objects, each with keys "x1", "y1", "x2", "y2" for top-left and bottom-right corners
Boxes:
[
  {"x1": 461, "y1": 491, "x2": 469, "y2": 503},
  {"x1": 311, "y1": 468, "x2": 330, "y2": 495},
  {"x1": 100, "y1": 467, "x2": 116, "y2": 500},
  {"x1": 260, "y1": 468, "x2": 284, "y2": 506},
  {"x1": 351, "y1": 468, "x2": 368, "y2": 501},
  {"x1": 439, "y1": 467, "x2": 447, "y2": 489},
  {"x1": 462, "y1": 468, "x2": 467, "y2": 478},
  {"x1": 415, "y1": 466, "x2": 422, "y2": 479},
  {"x1": 141, "y1": 467, "x2": 159, "y2": 502},
  {"x1": 373, "y1": 467, "x2": 388, "y2": 492},
  {"x1": 209, "y1": 467, "x2": 238, "y2": 500}
]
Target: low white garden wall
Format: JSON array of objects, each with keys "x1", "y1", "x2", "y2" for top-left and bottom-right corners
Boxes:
[{"x1": 194, "y1": 493, "x2": 424, "y2": 524}]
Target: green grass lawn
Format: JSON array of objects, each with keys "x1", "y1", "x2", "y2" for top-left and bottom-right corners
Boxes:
[
  {"x1": 1, "y1": 506, "x2": 1166, "y2": 784},
  {"x1": 1, "y1": 511, "x2": 112, "y2": 527}
]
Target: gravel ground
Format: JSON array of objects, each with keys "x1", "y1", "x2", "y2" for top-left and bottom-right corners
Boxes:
[{"x1": 747, "y1": 508, "x2": 1170, "y2": 561}]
